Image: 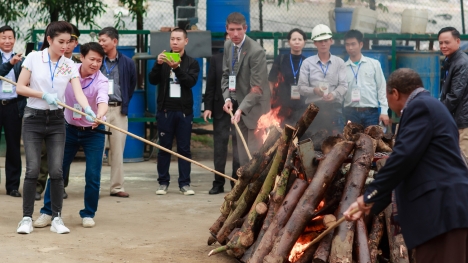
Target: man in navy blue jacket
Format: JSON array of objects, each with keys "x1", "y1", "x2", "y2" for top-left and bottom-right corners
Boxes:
[
  {"x1": 99, "y1": 27, "x2": 137, "y2": 198},
  {"x1": 345, "y1": 68, "x2": 468, "y2": 262}
]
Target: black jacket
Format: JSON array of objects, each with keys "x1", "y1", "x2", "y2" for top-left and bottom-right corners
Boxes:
[
  {"x1": 148, "y1": 51, "x2": 200, "y2": 115},
  {"x1": 204, "y1": 52, "x2": 225, "y2": 119},
  {"x1": 440, "y1": 49, "x2": 468, "y2": 129},
  {"x1": 364, "y1": 92, "x2": 468, "y2": 249},
  {"x1": 0, "y1": 54, "x2": 27, "y2": 117}
]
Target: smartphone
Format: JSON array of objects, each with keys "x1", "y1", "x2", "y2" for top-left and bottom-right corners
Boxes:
[{"x1": 163, "y1": 52, "x2": 181, "y2": 62}]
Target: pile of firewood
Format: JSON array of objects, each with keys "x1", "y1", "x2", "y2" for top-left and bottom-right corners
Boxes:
[{"x1": 207, "y1": 103, "x2": 410, "y2": 263}]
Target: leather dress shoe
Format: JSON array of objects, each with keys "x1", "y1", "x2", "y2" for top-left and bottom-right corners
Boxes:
[
  {"x1": 209, "y1": 186, "x2": 224, "y2": 195},
  {"x1": 63, "y1": 189, "x2": 68, "y2": 199},
  {"x1": 110, "y1": 191, "x2": 129, "y2": 198},
  {"x1": 7, "y1": 190, "x2": 21, "y2": 197},
  {"x1": 35, "y1": 192, "x2": 41, "y2": 201}
]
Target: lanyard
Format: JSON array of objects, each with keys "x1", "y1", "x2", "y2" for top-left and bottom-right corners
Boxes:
[
  {"x1": 103, "y1": 59, "x2": 117, "y2": 76},
  {"x1": 350, "y1": 63, "x2": 361, "y2": 85},
  {"x1": 1, "y1": 53, "x2": 13, "y2": 62},
  {"x1": 290, "y1": 54, "x2": 303, "y2": 85},
  {"x1": 48, "y1": 53, "x2": 60, "y2": 89},
  {"x1": 231, "y1": 42, "x2": 244, "y2": 74},
  {"x1": 319, "y1": 60, "x2": 330, "y2": 78},
  {"x1": 81, "y1": 75, "x2": 95, "y2": 90}
]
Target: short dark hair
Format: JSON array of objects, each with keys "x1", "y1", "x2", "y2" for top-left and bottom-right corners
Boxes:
[
  {"x1": 98, "y1": 27, "x2": 119, "y2": 41},
  {"x1": 387, "y1": 68, "x2": 423, "y2": 95},
  {"x1": 80, "y1": 42, "x2": 105, "y2": 58},
  {"x1": 69, "y1": 23, "x2": 80, "y2": 41},
  {"x1": 438, "y1": 27, "x2": 461, "y2": 39},
  {"x1": 226, "y1": 12, "x2": 246, "y2": 27},
  {"x1": 41, "y1": 21, "x2": 73, "y2": 50},
  {"x1": 344, "y1": 29, "x2": 363, "y2": 43},
  {"x1": 287, "y1": 28, "x2": 306, "y2": 41},
  {"x1": 171, "y1": 27, "x2": 187, "y2": 38},
  {"x1": 0, "y1": 26, "x2": 15, "y2": 38}
]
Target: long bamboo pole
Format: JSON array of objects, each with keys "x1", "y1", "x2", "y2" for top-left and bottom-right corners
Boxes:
[
  {"x1": 229, "y1": 110, "x2": 252, "y2": 160},
  {"x1": 0, "y1": 75, "x2": 237, "y2": 183}
]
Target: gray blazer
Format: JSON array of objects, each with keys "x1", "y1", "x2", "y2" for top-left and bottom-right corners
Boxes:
[{"x1": 222, "y1": 36, "x2": 270, "y2": 129}]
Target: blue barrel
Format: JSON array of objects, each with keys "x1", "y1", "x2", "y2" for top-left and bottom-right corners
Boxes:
[
  {"x1": 146, "y1": 59, "x2": 157, "y2": 114},
  {"x1": 396, "y1": 51, "x2": 440, "y2": 98},
  {"x1": 362, "y1": 50, "x2": 390, "y2": 79},
  {"x1": 335, "y1": 8, "x2": 354, "y2": 33},
  {"x1": 206, "y1": 0, "x2": 250, "y2": 33},
  {"x1": 124, "y1": 90, "x2": 145, "y2": 162},
  {"x1": 117, "y1": 46, "x2": 136, "y2": 59},
  {"x1": 279, "y1": 46, "x2": 345, "y2": 58},
  {"x1": 192, "y1": 58, "x2": 203, "y2": 118}
]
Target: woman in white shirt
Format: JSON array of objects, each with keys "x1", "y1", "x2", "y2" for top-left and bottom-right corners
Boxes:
[{"x1": 15, "y1": 21, "x2": 97, "y2": 234}]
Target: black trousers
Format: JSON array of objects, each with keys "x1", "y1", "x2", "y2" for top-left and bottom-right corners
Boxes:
[
  {"x1": 414, "y1": 228, "x2": 468, "y2": 263},
  {"x1": 212, "y1": 111, "x2": 240, "y2": 188},
  {"x1": 1, "y1": 102, "x2": 22, "y2": 192}
]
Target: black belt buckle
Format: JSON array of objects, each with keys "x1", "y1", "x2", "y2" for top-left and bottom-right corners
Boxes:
[{"x1": 1, "y1": 99, "x2": 11, "y2": 105}]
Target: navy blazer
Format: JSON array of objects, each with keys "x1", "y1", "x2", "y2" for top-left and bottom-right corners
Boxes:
[
  {"x1": 0, "y1": 54, "x2": 27, "y2": 117},
  {"x1": 364, "y1": 92, "x2": 468, "y2": 249},
  {"x1": 204, "y1": 52, "x2": 225, "y2": 119}
]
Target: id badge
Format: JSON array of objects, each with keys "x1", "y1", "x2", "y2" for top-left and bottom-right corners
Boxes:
[
  {"x1": 351, "y1": 88, "x2": 361, "y2": 102},
  {"x1": 170, "y1": 83, "x2": 181, "y2": 98},
  {"x1": 291, "y1": 85, "x2": 300, "y2": 100},
  {"x1": 73, "y1": 103, "x2": 82, "y2": 119},
  {"x1": 318, "y1": 81, "x2": 329, "y2": 96},
  {"x1": 108, "y1": 79, "x2": 114, "y2": 95},
  {"x1": 2, "y1": 79, "x2": 13, "y2": 93},
  {"x1": 229, "y1": 75, "x2": 236, "y2": 91}
]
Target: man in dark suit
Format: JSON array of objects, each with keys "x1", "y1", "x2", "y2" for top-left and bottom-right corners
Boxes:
[
  {"x1": 204, "y1": 33, "x2": 240, "y2": 194},
  {"x1": 0, "y1": 25, "x2": 27, "y2": 197},
  {"x1": 222, "y1": 12, "x2": 271, "y2": 167},
  {"x1": 345, "y1": 68, "x2": 468, "y2": 262}
]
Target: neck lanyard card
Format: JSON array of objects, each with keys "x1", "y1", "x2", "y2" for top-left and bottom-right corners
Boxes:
[
  {"x1": 104, "y1": 59, "x2": 117, "y2": 95},
  {"x1": 169, "y1": 69, "x2": 181, "y2": 98},
  {"x1": 229, "y1": 75, "x2": 236, "y2": 92},
  {"x1": 350, "y1": 64, "x2": 361, "y2": 102},
  {"x1": 2, "y1": 77, "x2": 13, "y2": 93},
  {"x1": 73, "y1": 103, "x2": 82, "y2": 119},
  {"x1": 108, "y1": 79, "x2": 114, "y2": 95},
  {"x1": 290, "y1": 54, "x2": 302, "y2": 100}
]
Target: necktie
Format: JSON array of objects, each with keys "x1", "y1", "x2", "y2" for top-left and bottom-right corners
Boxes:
[{"x1": 233, "y1": 45, "x2": 239, "y2": 73}]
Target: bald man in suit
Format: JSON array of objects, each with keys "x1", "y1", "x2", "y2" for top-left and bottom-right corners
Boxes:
[{"x1": 222, "y1": 12, "x2": 271, "y2": 168}]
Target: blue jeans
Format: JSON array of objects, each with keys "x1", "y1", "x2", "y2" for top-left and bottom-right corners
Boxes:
[
  {"x1": 343, "y1": 107, "x2": 380, "y2": 127},
  {"x1": 22, "y1": 107, "x2": 65, "y2": 218},
  {"x1": 156, "y1": 110, "x2": 192, "y2": 188},
  {"x1": 41, "y1": 123, "x2": 105, "y2": 218}
]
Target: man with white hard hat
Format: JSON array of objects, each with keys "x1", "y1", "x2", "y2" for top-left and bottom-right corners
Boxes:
[{"x1": 298, "y1": 24, "x2": 347, "y2": 136}]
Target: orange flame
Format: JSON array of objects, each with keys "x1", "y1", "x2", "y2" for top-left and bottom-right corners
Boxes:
[
  {"x1": 288, "y1": 232, "x2": 318, "y2": 262},
  {"x1": 255, "y1": 107, "x2": 282, "y2": 143}
]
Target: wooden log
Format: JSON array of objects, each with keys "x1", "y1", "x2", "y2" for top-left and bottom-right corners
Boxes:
[
  {"x1": 384, "y1": 205, "x2": 410, "y2": 263},
  {"x1": 312, "y1": 231, "x2": 334, "y2": 263},
  {"x1": 295, "y1": 242, "x2": 320, "y2": 263},
  {"x1": 294, "y1": 103, "x2": 320, "y2": 139},
  {"x1": 312, "y1": 171, "x2": 345, "y2": 218},
  {"x1": 321, "y1": 134, "x2": 345, "y2": 155},
  {"x1": 364, "y1": 125, "x2": 384, "y2": 140},
  {"x1": 264, "y1": 141, "x2": 355, "y2": 263},
  {"x1": 256, "y1": 202, "x2": 268, "y2": 215},
  {"x1": 304, "y1": 214, "x2": 337, "y2": 233},
  {"x1": 343, "y1": 122, "x2": 364, "y2": 141},
  {"x1": 376, "y1": 139, "x2": 393, "y2": 152},
  {"x1": 354, "y1": 218, "x2": 371, "y2": 263},
  {"x1": 328, "y1": 133, "x2": 374, "y2": 263},
  {"x1": 248, "y1": 179, "x2": 308, "y2": 263},
  {"x1": 228, "y1": 228, "x2": 241, "y2": 242},
  {"x1": 382, "y1": 134, "x2": 394, "y2": 149},
  {"x1": 289, "y1": 232, "x2": 319, "y2": 262},
  {"x1": 368, "y1": 212, "x2": 385, "y2": 263}
]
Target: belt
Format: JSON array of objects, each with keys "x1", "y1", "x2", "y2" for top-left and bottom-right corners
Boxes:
[
  {"x1": 108, "y1": 101, "x2": 122, "y2": 107},
  {"x1": 347, "y1": 107, "x2": 377, "y2": 112},
  {"x1": 66, "y1": 123, "x2": 112, "y2": 135},
  {"x1": 0, "y1": 98, "x2": 18, "y2": 105}
]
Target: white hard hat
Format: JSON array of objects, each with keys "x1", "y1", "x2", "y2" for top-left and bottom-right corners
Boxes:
[{"x1": 311, "y1": 24, "x2": 333, "y2": 41}]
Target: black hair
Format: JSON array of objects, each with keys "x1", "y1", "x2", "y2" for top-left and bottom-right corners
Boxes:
[
  {"x1": 387, "y1": 68, "x2": 423, "y2": 95},
  {"x1": 287, "y1": 28, "x2": 306, "y2": 41},
  {"x1": 40, "y1": 21, "x2": 73, "y2": 50},
  {"x1": 80, "y1": 42, "x2": 105, "y2": 58},
  {"x1": 0, "y1": 26, "x2": 15, "y2": 38},
  {"x1": 171, "y1": 27, "x2": 188, "y2": 38},
  {"x1": 344, "y1": 29, "x2": 364, "y2": 43},
  {"x1": 98, "y1": 27, "x2": 119, "y2": 41},
  {"x1": 438, "y1": 27, "x2": 461, "y2": 39},
  {"x1": 69, "y1": 23, "x2": 81, "y2": 41}
]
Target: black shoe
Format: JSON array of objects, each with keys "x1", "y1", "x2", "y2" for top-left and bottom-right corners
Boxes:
[
  {"x1": 209, "y1": 186, "x2": 224, "y2": 195},
  {"x1": 63, "y1": 189, "x2": 68, "y2": 199},
  {"x1": 7, "y1": 190, "x2": 21, "y2": 197},
  {"x1": 35, "y1": 192, "x2": 41, "y2": 201}
]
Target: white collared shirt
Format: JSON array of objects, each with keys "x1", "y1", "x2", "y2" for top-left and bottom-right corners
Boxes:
[
  {"x1": 0, "y1": 50, "x2": 17, "y2": 99},
  {"x1": 344, "y1": 55, "x2": 388, "y2": 114},
  {"x1": 232, "y1": 35, "x2": 246, "y2": 60},
  {"x1": 22, "y1": 48, "x2": 79, "y2": 110}
]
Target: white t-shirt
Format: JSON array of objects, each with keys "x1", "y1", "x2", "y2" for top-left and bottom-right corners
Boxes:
[{"x1": 22, "y1": 48, "x2": 79, "y2": 110}]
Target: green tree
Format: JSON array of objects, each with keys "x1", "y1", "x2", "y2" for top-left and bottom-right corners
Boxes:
[{"x1": 117, "y1": 0, "x2": 148, "y2": 51}]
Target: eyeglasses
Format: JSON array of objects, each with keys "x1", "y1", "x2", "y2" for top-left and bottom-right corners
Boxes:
[{"x1": 311, "y1": 32, "x2": 332, "y2": 40}]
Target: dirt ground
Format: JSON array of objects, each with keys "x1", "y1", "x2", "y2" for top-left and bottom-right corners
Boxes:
[{"x1": 0, "y1": 152, "x2": 239, "y2": 263}]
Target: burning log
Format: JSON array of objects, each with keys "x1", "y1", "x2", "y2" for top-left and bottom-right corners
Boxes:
[
  {"x1": 313, "y1": 172, "x2": 345, "y2": 218},
  {"x1": 382, "y1": 134, "x2": 394, "y2": 148},
  {"x1": 289, "y1": 232, "x2": 319, "y2": 262},
  {"x1": 247, "y1": 178, "x2": 309, "y2": 263},
  {"x1": 329, "y1": 134, "x2": 374, "y2": 263},
  {"x1": 321, "y1": 134, "x2": 345, "y2": 155},
  {"x1": 364, "y1": 125, "x2": 384, "y2": 140},
  {"x1": 264, "y1": 140, "x2": 355, "y2": 263},
  {"x1": 295, "y1": 242, "x2": 320, "y2": 263},
  {"x1": 304, "y1": 214, "x2": 337, "y2": 233},
  {"x1": 384, "y1": 205, "x2": 410, "y2": 263},
  {"x1": 294, "y1": 103, "x2": 320, "y2": 139},
  {"x1": 368, "y1": 212, "x2": 385, "y2": 263},
  {"x1": 312, "y1": 231, "x2": 334, "y2": 263},
  {"x1": 343, "y1": 122, "x2": 364, "y2": 141},
  {"x1": 376, "y1": 139, "x2": 393, "y2": 152},
  {"x1": 354, "y1": 218, "x2": 371, "y2": 263}
]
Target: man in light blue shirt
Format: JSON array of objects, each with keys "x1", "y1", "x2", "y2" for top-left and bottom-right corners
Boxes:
[{"x1": 343, "y1": 30, "x2": 389, "y2": 127}]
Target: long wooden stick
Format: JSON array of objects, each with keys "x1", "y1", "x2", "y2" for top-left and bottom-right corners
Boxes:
[
  {"x1": 229, "y1": 110, "x2": 252, "y2": 160},
  {"x1": 0, "y1": 75, "x2": 237, "y2": 183}
]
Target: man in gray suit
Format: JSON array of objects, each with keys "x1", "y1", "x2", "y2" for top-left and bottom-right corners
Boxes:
[{"x1": 222, "y1": 12, "x2": 271, "y2": 169}]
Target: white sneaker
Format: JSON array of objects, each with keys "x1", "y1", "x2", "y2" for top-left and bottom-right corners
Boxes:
[
  {"x1": 33, "y1": 213, "x2": 52, "y2": 228},
  {"x1": 50, "y1": 216, "x2": 70, "y2": 234},
  {"x1": 82, "y1": 217, "x2": 95, "y2": 228},
  {"x1": 156, "y1": 185, "x2": 168, "y2": 195},
  {"x1": 17, "y1": 217, "x2": 33, "y2": 234},
  {"x1": 180, "y1": 186, "x2": 195, "y2": 195}
]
